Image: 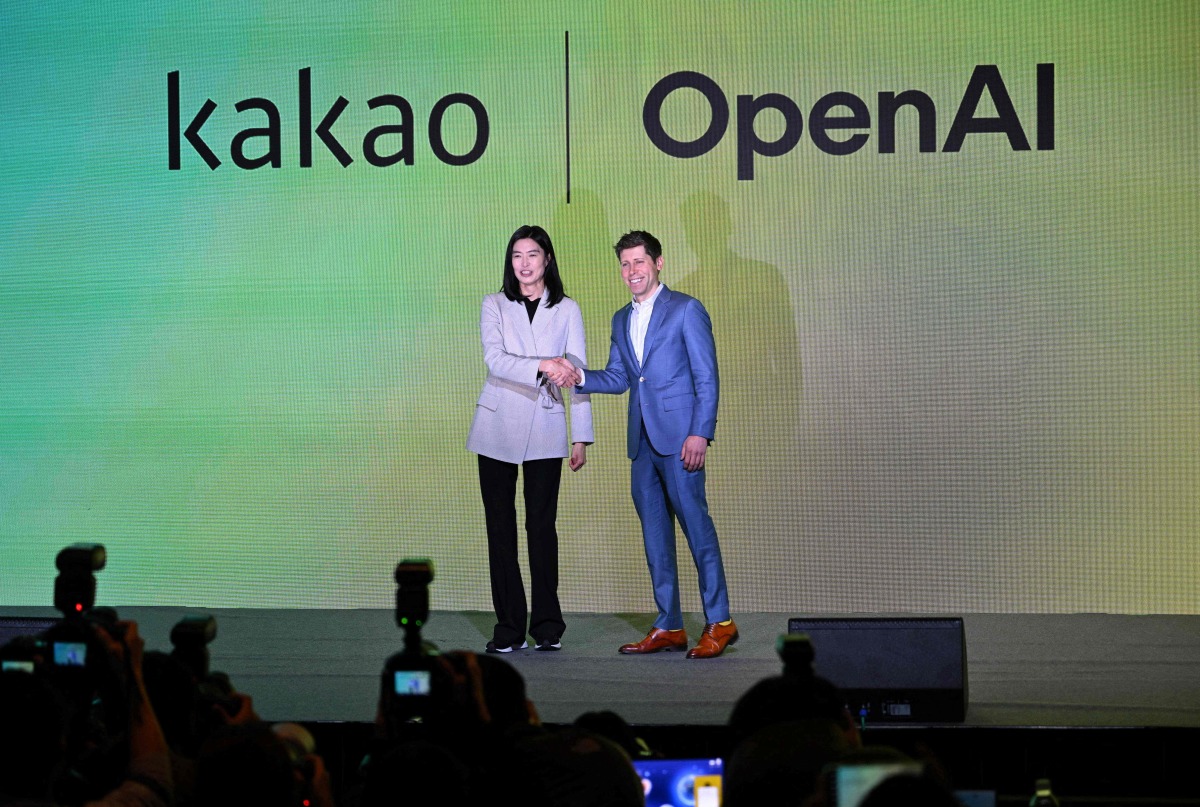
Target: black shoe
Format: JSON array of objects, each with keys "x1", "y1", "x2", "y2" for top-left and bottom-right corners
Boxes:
[
  {"x1": 485, "y1": 640, "x2": 528, "y2": 654},
  {"x1": 535, "y1": 639, "x2": 562, "y2": 651}
]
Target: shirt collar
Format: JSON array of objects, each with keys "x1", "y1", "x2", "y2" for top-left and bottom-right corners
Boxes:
[
  {"x1": 631, "y1": 282, "x2": 665, "y2": 311},
  {"x1": 515, "y1": 286, "x2": 549, "y2": 305}
]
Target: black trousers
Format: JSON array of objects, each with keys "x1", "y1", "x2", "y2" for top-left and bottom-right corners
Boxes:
[{"x1": 477, "y1": 454, "x2": 566, "y2": 646}]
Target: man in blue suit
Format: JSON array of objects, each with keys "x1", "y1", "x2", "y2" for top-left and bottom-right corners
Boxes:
[{"x1": 571, "y1": 230, "x2": 737, "y2": 658}]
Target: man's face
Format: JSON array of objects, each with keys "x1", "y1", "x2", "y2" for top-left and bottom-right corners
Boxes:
[{"x1": 619, "y1": 245, "x2": 663, "y2": 303}]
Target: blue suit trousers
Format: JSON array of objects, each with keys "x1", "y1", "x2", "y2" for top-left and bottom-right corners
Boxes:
[{"x1": 631, "y1": 427, "x2": 730, "y2": 630}]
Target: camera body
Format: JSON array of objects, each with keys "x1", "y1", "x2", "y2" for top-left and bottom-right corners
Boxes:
[
  {"x1": 379, "y1": 559, "x2": 445, "y2": 731},
  {"x1": 0, "y1": 544, "x2": 132, "y2": 801},
  {"x1": 165, "y1": 612, "x2": 246, "y2": 737},
  {"x1": 170, "y1": 613, "x2": 218, "y2": 680},
  {"x1": 11, "y1": 546, "x2": 122, "y2": 702}
]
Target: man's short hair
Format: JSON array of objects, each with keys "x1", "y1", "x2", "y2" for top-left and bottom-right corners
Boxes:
[{"x1": 613, "y1": 230, "x2": 662, "y2": 262}]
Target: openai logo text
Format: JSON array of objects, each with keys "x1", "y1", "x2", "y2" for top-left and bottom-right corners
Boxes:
[{"x1": 643, "y1": 64, "x2": 1055, "y2": 180}]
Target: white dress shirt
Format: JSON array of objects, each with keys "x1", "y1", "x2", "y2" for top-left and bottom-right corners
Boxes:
[
  {"x1": 629, "y1": 281, "x2": 665, "y2": 365},
  {"x1": 577, "y1": 282, "x2": 665, "y2": 387}
]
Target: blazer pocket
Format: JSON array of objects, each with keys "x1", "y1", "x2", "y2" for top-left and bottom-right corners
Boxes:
[
  {"x1": 662, "y1": 392, "x2": 695, "y2": 412},
  {"x1": 476, "y1": 391, "x2": 501, "y2": 412}
]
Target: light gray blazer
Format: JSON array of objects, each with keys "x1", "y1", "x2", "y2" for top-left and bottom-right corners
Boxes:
[{"x1": 466, "y1": 290, "x2": 593, "y2": 463}]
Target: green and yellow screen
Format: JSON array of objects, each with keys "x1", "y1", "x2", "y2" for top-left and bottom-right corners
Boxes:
[{"x1": 2, "y1": 2, "x2": 1196, "y2": 613}]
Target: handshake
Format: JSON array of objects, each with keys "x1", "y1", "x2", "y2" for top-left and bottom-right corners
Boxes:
[{"x1": 538, "y1": 356, "x2": 582, "y2": 388}]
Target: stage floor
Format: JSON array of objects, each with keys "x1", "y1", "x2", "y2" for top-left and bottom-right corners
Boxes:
[{"x1": 4, "y1": 608, "x2": 1199, "y2": 728}]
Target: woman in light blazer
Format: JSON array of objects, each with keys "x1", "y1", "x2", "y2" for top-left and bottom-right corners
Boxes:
[{"x1": 466, "y1": 225, "x2": 592, "y2": 653}]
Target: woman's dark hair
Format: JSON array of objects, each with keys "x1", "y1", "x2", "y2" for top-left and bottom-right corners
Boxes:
[{"x1": 502, "y1": 224, "x2": 565, "y2": 307}]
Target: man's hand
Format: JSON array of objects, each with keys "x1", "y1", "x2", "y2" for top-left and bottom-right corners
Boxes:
[
  {"x1": 90, "y1": 619, "x2": 147, "y2": 701},
  {"x1": 215, "y1": 691, "x2": 260, "y2": 726},
  {"x1": 569, "y1": 442, "x2": 587, "y2": 472},
  {"x1": 555, "y1": 357, "x2": 582, "y2": 386},
  {"x1": 538, "y1": 357, "x2": 580, "y2": 387},
  {"x1": 680, "y1": 435, "x2": 708, "y2": 472},
  {"x1": 298, "y1": 750, "x2": 336, "y2": 807},
  {"x1": 93, "y1": 619, "x2": 144, "y2": 673}
]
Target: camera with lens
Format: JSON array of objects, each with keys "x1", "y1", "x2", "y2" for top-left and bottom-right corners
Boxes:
[
  {"x1": 40, "y1": 546, "x2": 128, "y2": 714},
  {"x1": 170, "y1": 614, "x2": 217, "y2": 679},
  {"x1": 168, "y1": 613, "x2": 245, "y2": 724},
  {"x1": 0, "y1": 544, "x2": 112, "y2": 690},
  {"x1": 0, "y1": 544, "x2": 133, "y2": 800},
  {"x1": 379, "y1": 559, "x2": 445, "y2": 732}
]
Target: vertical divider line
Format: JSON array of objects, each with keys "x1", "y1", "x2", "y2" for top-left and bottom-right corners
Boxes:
[{"x1": 565, "y1": 30, "x2": 571, "y2": 204}]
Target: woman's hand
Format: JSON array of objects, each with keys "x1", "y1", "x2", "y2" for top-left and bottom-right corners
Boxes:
[
  {"x1": 569, "y1": 442, "x2": 587, "y2": 471},
  {"x1": 539, "y1": 357, "x2": 580, "y2": 387}
]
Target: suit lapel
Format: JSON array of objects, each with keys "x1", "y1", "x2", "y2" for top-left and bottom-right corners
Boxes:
[
  {"x1": 530, "y1": 289, "x2": 555, "y2": 349},
  {"x1": 640, "y1": 285, "x2": 671, "y2": 368},
  {"x1": 619, "y1": 304, "x2": 639, "y2": 371},
  {"x1": 510, "y1": 295, "x2": 537, "y2": 356}
]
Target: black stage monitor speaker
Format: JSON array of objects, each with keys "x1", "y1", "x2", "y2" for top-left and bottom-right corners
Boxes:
[{"x1": 787, "y1": 617, "x2": 967, "y2": 723}]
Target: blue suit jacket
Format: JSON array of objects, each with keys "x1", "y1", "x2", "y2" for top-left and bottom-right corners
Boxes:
[{"x1": 578, "y1": 285, "x2": 718, "y2": 459}]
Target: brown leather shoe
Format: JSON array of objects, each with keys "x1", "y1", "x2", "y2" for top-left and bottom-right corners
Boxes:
[
  {"x1": 618, "y1": 627, "x2": 688, "y2": 654},
  {"x1": 686, "y1": 621, "x2": 739, "y2": 659}
]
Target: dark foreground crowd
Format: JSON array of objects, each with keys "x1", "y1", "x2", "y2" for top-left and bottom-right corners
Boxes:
[{"x1": 0, "y1": 612, "x2": 970, "y2": 807}]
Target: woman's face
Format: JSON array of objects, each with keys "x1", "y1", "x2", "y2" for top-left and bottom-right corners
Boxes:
[{"x1": 511, "y1": 237, "x2": 548, "y2": 297}]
